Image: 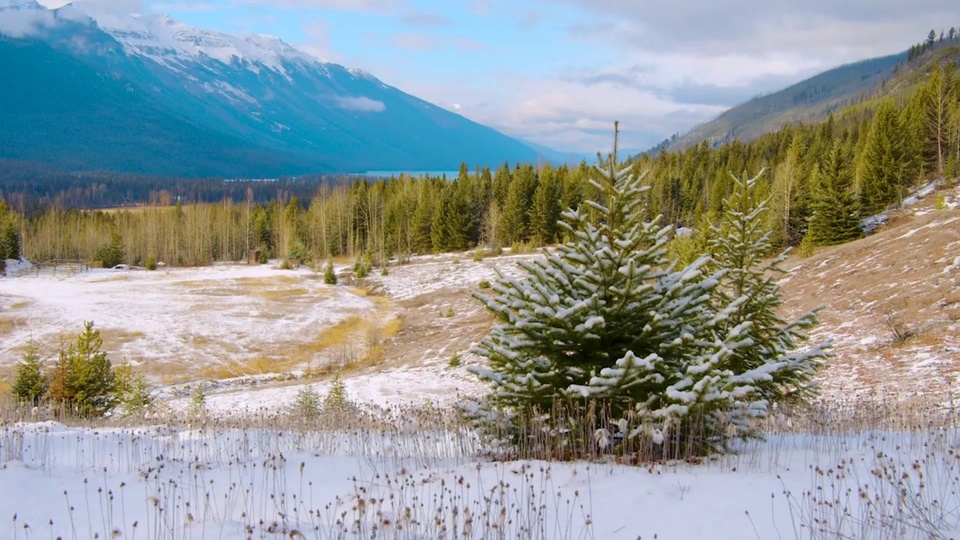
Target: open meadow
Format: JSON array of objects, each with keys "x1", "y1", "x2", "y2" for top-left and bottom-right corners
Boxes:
[{"x1": 0, "y1": 186, "x2": 958, "y2": 539}]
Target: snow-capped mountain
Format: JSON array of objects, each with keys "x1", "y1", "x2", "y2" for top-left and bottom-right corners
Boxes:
[{"x1": 0, "y1": 1, "x2": 538, "y2": 177}]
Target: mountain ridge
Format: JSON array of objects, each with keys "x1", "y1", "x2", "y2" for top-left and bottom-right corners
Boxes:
[
  {"x1": 653, "y1": 51, "x2": 909, "y2": 154},
  {"x1": 0, "y1": 1, "x2": 542, "y2": 177}
]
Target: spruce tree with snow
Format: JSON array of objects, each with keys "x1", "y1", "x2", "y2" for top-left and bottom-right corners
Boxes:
[
  {"x1": 470, "y1": 125, "x2": 723, "y2": 450},
  {"x1": 704, "y1": 170, "x2": 829, "y2": 437},
  {"x1": 470, "y1": 125, "x2": 828, "y2": 455}
]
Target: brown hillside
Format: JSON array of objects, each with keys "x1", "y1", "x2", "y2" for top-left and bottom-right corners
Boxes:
[{"x1": 780, "y1": 186, "x2": 960, "y2": 401}]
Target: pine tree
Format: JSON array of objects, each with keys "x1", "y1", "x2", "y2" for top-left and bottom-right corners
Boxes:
[
  {"x1": 807, "y1": 145, "x2": 863, "y2": 246},
  {"x1": 528, "y1": 164, "x2": 562, "y2": 246},
  {"x1": 323, "y1": 260, "x2": 338, "y2": 285},
  {"x1": 471, "y1": 126, "x2": 828, "y2": 455},
  {"x1": 859, "y1": 101, "x2": 908, "y2": 214},
  {"x1": 707, "y1": 170, "x2": 829, "y2": 418},
  {"x1": 471, "y1": 125, "x2": 723, "y2": 447},
  {"x1": 290, "y1": 384, "x2": 322, "y2": 422},
  {"x1": 12, "y1": 340, "x2": 46, "y2": 406},
  {"x1": 323, "y1": 373, "x2": 352, "y2": 415},
  {"x1": 46, "y1": 321, "x2": 117, "y2": 418}
]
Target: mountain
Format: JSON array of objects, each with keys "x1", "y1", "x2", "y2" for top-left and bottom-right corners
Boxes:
[
  {"x1": 658, "y1": 52, "x2": 907, "y2": 153},
  {"x1": 0, "y1": 0, "x2": 540, "y2": 177}
]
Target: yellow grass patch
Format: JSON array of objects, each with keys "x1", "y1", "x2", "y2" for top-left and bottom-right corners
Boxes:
[
  {"x1": 100, "y1": 328, "x2": 147, "y2": 344},
  {"x1": 253, "y1": 287, "x2": 311, "y2": 302}
]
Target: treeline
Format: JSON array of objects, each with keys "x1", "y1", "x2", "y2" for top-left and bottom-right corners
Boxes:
[
  {"x1": 15, "y1": 162, "x2": 598, "y2": 267},
  {"x1": 3, "y1": 54, "x2": 959, "y2": 268},
  {"x1": 908, "y1": 27, "x2": 960, "y2": 62},
  {"x1": 0, "y1": 160, "x2": 353, "y2": 210}
]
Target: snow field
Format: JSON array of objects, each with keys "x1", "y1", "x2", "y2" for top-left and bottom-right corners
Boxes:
[
  {"x1": 0, "y1": 263, "x2": 380, "y2": 384},
  {"x1": 1, "y1": 402, "x2": 959, "y2": 539}
]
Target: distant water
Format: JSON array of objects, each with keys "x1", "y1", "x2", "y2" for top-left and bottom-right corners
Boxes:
[{"x1": 361, "y1": 170, "x2": 460, "y2": 179}]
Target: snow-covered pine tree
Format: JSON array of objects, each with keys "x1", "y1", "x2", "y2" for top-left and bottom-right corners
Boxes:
[
  {"x1": 470, "y1": 124, "x2": 722, "y2": 434},
  {"x1": 471, "y1": 126, "x2": 829, "y2": 456},
  {"x1": 706, "y1": 170, "x2": 830, "y2": 436}
]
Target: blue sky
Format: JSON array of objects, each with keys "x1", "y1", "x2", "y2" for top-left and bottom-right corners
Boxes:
[{"x1": 38, "y1": 0, "x2": 960, "y2": 152}]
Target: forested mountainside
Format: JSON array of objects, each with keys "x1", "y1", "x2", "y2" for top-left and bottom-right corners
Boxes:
[{"x1": 658, "y1": 31, "x2": 960, "y2": 153}]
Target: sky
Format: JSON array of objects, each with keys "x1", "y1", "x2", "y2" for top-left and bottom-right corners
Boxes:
[{"x1": 32, "y1": 0, "x2": 960, "y2": 153}]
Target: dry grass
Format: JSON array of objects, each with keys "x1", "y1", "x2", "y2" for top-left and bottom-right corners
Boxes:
[{"x1": 780, "y1": 187, "x2": 960, "y2": 399}]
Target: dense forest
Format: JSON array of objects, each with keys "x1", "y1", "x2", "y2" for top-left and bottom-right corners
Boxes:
[{"x1": 1, "y1": 38, "x2": 959, "y2": 269}]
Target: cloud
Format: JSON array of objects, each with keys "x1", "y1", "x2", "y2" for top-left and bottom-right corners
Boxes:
[
  {"x1": 400, "y1": 11, "x2": 453, "y2": 27},
  {"x1": 562, "y1": 0, "x2": 956, "y2": 59},
  {"x1": 389, "y1": 32, "x2": 435, "y2": 51},
  {"x1": 235, "y1": 0, "x2": 406, "y2": 13},
  {"x1": 335, "y1": 95, "x2": 386, "y2": 112},
  {"x1": 0, "y1": 9, "x2": 56, "y2": 38}
]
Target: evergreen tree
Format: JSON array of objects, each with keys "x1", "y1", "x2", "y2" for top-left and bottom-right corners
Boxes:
[
  {"x1": 471, "y1": 127, "x2": 827, "y2": 454},
  {"x1": 323, "y1": 260, "x2": 338, "y2": 285},
  {"x1": 528, "y1": 164, "x2": 562, "y2": 246},
  {"x1": 411, "y1": 181, "x2": 436, "y2": 253},
  {"x1": 859, "y1": 101, "x2": 908, "y2": 214},
  {"x1": 707, "y1": 170, "x2": 829, "y2": 415},
  {"x1": 432, "y1": 184, "x2": 471, "y2": 252},
  {"x1": 118, "y1": 371, "x2": 152, "y2": 418},
  {"x1": 807, "y1": 146, "x2": 864, "y2": 245},
  {"x1": 12, "y1": 340, "x2": 46, "y2": 406},
  {"x1": 47, "y1": 322, "x2": 117, "y2": 418},
  {"x1": 0, "y1": 201, "x2": 21, "y2": 261},
  {"x1": 499, "y1": 164, "x2": 538, "y2": 245},
  {"x1": 290, "y1": 384, "x2": 322, "y2": 422}
]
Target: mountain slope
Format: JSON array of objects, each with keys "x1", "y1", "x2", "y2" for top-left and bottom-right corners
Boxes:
[
  {"x1": 663, "y1": 52, "x2": 906, "y2": 152},
  {"x1": 780, "y1": 184, "x2": 960, "y2": 400},
  {"x1": 0, "y1": 0, "x2": 539, "y2": 177}
]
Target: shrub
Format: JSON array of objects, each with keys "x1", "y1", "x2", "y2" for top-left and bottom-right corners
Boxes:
[
  {"x1": 146, "y1": 255, "x2": 158, "y2": 271},
  {"x1": 478, "y1": 280, "x2": 491, "y2": 289},
  {"x1": 353, "y1": 254, "x2": 372, "y2": 278},
  {"x1": 323, "y1": 261, "x2": 338, "y2": 285}
]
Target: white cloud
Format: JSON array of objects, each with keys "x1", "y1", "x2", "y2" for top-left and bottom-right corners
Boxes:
[
  {"x1": 335, "y1": 95, "x2": 386, "y2": 112},
  {"x1": 0, "y1": 9, "x2": 56, "y2": 38}
]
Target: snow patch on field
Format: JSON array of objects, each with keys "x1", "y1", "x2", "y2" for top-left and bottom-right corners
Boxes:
[
  {"x1": 374, "y1": 252, "x2": 530, "y2": 301},
  {"x1": 0, "y1": 263, "x2": 377, "y2": 380}
]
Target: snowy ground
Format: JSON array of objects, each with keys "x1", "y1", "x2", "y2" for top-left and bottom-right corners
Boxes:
[
  {"x1": 0, "y1": 252, "x2": 534, "y2": 410},
  {"x1": 0, "y1": 263, "x2": 380, "y2": 384},
  {"x1": 1, "y1": 416, "x2": 958, "y2": 539}
]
